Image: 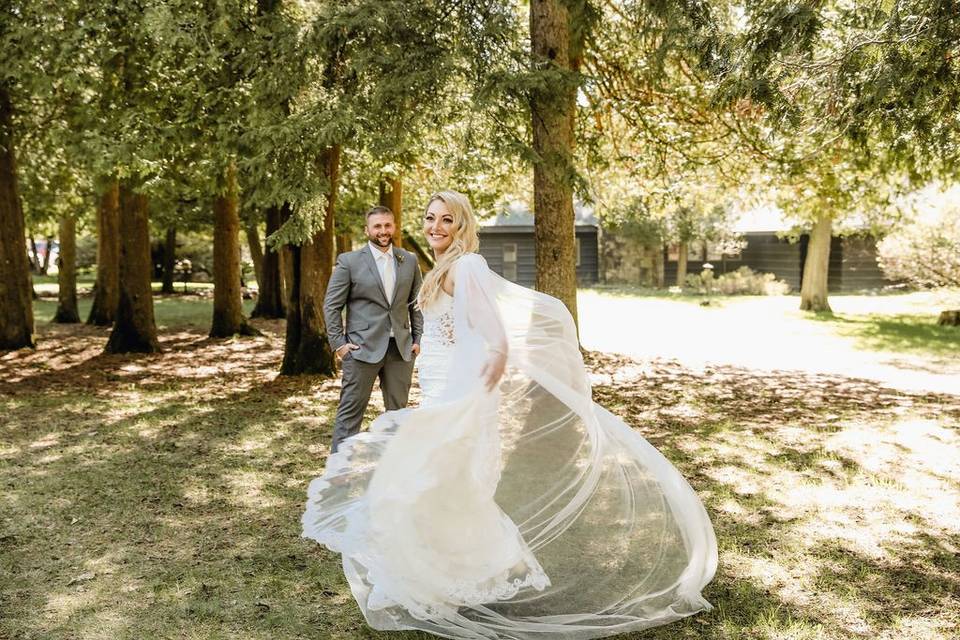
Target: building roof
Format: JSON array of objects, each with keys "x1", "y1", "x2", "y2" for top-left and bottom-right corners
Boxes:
[{"x1": 480, "y1": 200, "x2": 599, "y2": 229}]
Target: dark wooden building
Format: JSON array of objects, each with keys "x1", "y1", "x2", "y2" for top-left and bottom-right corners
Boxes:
[
  {"x1": 662, "y1": 232, "x2": 890, "y2": 292},
  {"x1": 477, "y1": 204, "x2": 600, "y2": 288}
]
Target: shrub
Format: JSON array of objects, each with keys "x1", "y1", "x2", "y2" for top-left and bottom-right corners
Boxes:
[
  {"x1": 878, "y1": 195, "x2": 960, "y2": 288},
  {"x1": 685, "y1": 266, "x2": 790, "y2": 295}
]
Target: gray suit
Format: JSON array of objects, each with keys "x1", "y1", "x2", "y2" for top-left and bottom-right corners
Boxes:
[{"x1": 323, "y1": 244, "x2": 424, "y2": 453}]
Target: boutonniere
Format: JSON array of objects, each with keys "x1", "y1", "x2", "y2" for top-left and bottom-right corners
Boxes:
[{"x1": 395, "y1": 252, "x2": 405, "y2": 264}]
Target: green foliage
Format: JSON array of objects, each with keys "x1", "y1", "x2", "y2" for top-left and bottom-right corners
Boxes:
[
  {"x1": 878, "y1": 185, "x2": 960, "y2": 288},
  {"x1": 707, "y1": 0, "x2": 960, "y2": 180}
]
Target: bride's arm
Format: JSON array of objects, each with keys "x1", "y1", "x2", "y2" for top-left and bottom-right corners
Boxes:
[{"x1": 452, "y1": 254, "x2": 508, "y2": 391}]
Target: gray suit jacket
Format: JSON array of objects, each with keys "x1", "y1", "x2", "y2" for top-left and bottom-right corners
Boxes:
[{"x1": 323, "y1": 245, "x2": 424, "y2": 363}]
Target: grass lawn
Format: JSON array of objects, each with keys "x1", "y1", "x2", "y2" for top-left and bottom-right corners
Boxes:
[{"x1": 1, "y1": 290, "x2": 958, "y2": 639}]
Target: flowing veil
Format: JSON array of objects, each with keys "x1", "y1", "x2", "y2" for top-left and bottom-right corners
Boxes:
[{"x1": 302, "y1": 253, "x2": 718, "y2": 639}]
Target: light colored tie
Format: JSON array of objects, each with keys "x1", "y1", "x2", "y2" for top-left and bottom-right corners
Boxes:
[{"x1": 382, "y1": 252, "x2": 395, "y2": 304}]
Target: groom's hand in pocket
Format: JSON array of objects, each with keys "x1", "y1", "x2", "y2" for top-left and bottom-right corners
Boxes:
[{"x1": 336, "y1": 343, "x2": 359, "y2": 359}]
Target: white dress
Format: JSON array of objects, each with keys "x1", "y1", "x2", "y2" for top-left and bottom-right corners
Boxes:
[
  {"x1": 302, "y1": 253, "x2": 718, "y2": 640},
  {"x1": 416, "y1": 290, "x2": 455, "y2": 407}
]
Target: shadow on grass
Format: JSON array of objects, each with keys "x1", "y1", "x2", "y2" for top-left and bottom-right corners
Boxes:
[
  {"x1": 1, "y1": 320, "x2": 434, "y2": 639},
  {"x1": 810, "y1": 312, "x2": 960, "y2": 358},
  {"x1": 588, "y1": 351, "x2": 960, "y2": 639}
]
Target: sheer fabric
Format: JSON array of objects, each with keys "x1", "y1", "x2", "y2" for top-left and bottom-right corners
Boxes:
[{"x1": 302, "y1": 253, "x2": 718, "y2": 639}]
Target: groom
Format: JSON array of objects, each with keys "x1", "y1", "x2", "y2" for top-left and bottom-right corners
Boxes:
[{"x1": 323, "y1": 205, "x2": 424, "y2": 453}]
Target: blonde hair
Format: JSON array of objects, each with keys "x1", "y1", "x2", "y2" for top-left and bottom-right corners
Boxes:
[{"x1": 417, "y1": 190, "x2": 480, "y2": 309}]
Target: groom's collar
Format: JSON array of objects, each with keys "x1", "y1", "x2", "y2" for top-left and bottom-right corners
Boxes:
[{"x1": 367, "y1": 241, "x2": 394, "y2": 259}]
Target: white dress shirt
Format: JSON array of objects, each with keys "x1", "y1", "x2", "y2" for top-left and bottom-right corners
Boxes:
[{"x1": 369, "y1": 242, "x2": 395, "y2": 336}]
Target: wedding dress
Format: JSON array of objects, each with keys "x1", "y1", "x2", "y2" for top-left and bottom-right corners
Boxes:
[{"x1": 302, "y1": 253, "x2": 718, "y2": 639}]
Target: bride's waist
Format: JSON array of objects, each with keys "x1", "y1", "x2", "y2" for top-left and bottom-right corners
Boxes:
[{"x1": 419, "y1": 335, "x2": 456, "y2": 349}]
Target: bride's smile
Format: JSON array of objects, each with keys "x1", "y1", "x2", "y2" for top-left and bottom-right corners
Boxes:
[{"x1": 423, "y1": 200, "x2": 455, "y2": 254}]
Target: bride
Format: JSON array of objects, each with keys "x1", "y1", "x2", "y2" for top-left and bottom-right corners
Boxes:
[{"x1": 302, "y1": 190, "x2": 718, "y2": 639}]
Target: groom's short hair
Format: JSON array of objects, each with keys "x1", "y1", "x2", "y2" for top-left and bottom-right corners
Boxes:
[{"x1": 365, "y1": 205, "x2": 394, "y2": 220}]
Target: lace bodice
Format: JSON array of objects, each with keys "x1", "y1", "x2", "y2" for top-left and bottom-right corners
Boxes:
[{"x1": 421, "y1": 290, "x2": 454, "y2": 347}]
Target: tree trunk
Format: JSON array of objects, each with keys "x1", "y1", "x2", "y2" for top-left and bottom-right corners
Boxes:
[
  {"x1": 40, "y1": 234, "x2": 53, "y2": 275},
  {"x1": 160, "y1": 226, "x2": 176, "y2": 294},
  {"x1": 28, "y1": 234, "x2": 40, "y2": 273},
  {"x1": 676, "y1": 241, "x2": 689, "y2": 287},
  {"x1": 281, "y1": 146, "x2": 339, "y2": 375},
  {"x1": 88, "y1": 179, "x2": 120, "y2": 325},
  {"x1": 336, "y1": 233, "x2": 352, "y2": 256},
  {"x1": 245, "y1": 222, "x2": 264, "y2": 287},
  {"x1": 800, "y1": 213, "x2": 833, "y2": 312},
  {"x1": 0, "y1": 83, "x2": 34, "y2": 349},
  {"x1": 530, "y1": 0, "x2": 580, "y2": 329},
  {"x1": 104, "y1": 183, "x2": 160, "y2": 353},
  {"x1": 379, "y1": 176, "x2": 402, "y2": 249},
  {"x1": 251, "y1": 204, "x2": 286, "y2": 319},
  {"x1": 937, "y1": 310, "x2": 960, "y2": 326},
  {"x1": 280, "y1": 214, "x2": 294, "y2": 314},
  {"x1": 210, "y1": 162, "x2": 258, "y2": 338},
  {"x1": 53, "y1": 215, "x2": 80, "y2": 323},
  {"x1": 655, "y1": 243, "x2": 665, "y2": 288}
]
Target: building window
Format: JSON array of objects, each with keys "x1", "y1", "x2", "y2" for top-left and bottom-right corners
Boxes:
[
  {"x1": 503, "y1": 243, "x2": 518, "y2": 281},
  {"x1": 576, "y1": 237, "x2": 582, "y2": 267}
]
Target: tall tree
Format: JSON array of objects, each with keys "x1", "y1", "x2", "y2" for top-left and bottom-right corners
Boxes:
[
  {"x1": 529, "y1": 0, "x2": 590, "y2": 328},
  {"x1": 0, "y1": 83, "x2": 34, "y2": 349},
  {"x1": 282, "y1": 147, "x2": 340, "y2": 375},
  {"x1": 88, "y1": 179, "x2": 120, "y2": 324},
  {"x1": 245, "y1": 222, "x2": 264, "y2": 288},
  {"x1": 250, "y1": 204, "x2": 286, "y2": 319},
  {"x1": 52, "y1": 214, "x2": 80, "y2": 323},
  {"x1": 210, "y1": 162, "x2": 258, "y2": 337},
  {"x1": 105, "y1": 183, "x2": 160, "y2": 353}
]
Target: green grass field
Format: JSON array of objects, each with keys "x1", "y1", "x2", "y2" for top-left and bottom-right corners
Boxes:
[{"x1": 2, "y1": 288, "x2": 958, "y2": 639}]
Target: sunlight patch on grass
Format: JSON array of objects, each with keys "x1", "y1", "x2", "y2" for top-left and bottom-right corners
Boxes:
[
  {"x1": 29, "y1": 432, "x2": 61, "y2": 449},
  {"x1": 225, "y1": 471, "x2": 284, "y2": 510}
]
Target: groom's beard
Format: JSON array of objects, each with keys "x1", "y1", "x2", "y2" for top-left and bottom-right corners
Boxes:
[{"x1": 369, "y1": 234, "x2": 394, "y2": 248}]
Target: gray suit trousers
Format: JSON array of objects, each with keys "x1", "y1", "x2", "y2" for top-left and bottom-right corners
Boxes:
[{"x1": 330, "y1": 338, "x2": 415, "y2": 453}]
